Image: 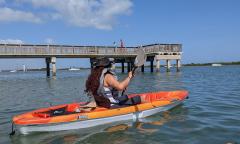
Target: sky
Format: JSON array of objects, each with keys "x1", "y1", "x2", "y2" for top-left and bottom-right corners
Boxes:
[{"x1": 0, "y1": 0, "x2": 240, "y2": 70}]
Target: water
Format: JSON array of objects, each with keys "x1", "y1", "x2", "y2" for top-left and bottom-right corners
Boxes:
[{"x1": 0, "y1": 66, "x2": 239, "y2": 144}]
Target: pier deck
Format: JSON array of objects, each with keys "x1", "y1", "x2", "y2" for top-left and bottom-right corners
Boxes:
[{"x1": 0, "y1": 43, "x2": 182, "y2": 76}]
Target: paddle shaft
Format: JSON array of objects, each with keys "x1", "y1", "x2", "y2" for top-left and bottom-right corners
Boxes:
[
  {"x1": 121, "y1": 66, "x2": 139, "y2": 96},
  {"x1": 121, "y1": 49, "x2": 146, "y2": 96}
]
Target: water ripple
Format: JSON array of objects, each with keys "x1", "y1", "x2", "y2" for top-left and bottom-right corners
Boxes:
[{"x1": 1, "y1": 66, "x2": 240, "y2": 144}]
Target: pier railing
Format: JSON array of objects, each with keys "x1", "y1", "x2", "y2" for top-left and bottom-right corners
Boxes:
[
  {"x1": 0, "y1": 44, "x2": 182, "y2": 57},
  {"x1": 143, "y1": 44, "x2": 182, "y2": 54}
]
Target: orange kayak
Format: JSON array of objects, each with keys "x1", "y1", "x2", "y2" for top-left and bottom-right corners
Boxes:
[{"x1": 12, "y1": 90, "x2": 188, "y2": 135}]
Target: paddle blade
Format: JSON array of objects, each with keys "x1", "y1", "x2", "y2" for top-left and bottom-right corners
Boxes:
[{"x1": 134, "y1": 49, "x2": 146, "y2": 67}]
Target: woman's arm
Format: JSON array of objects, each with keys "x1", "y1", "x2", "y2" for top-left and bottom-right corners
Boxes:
[{"x1": 104, "y1": 72, "x2": 133, "y2": 91}]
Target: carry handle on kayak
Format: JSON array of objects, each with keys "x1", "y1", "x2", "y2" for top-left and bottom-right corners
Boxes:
[{"x1": 121, "y1": 48, "x2": 146, "y2": 96}]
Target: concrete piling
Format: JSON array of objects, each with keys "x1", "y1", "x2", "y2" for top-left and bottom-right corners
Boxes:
[
  {"x1": 45, "y1": 57, "x2": 56, "y2": 78},
  {"x1": 150, "y1": 60, "x2": 154, "y2": 72},
  {"x1": 166, "y1": 60, "x2": 171, "y2": 72},
  {"x1": 141, "y1": 65, "x2": 144, "y2": 72},
  {"x1": 156, "y1": 60, "x2": 160, "y2": 72},
  {"x1": 127, "y1": 62, "x2": 131, "y2": 72},
  {"x1": 121, "y1": 62, "x2": 124, "y2": 73},
  {"x1": 45, "y1": 58, "x2": 51, "y2": 78},
  {"x1": 51, "y1": 57, "x2": 56, "y2": 77},
  {"x1": 176, "y1": 59, "x2": 181, "y2": 72}
]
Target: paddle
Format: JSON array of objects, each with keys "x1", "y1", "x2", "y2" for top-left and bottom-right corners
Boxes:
[
  {"x1": 121, "y1": 48, "x2": 146, "y2": 96},
  {"x1": 131, "y1": 48, "x2": 146, "y2": 74}
]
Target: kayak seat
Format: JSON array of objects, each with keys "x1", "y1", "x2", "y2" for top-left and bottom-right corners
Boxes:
[{"x1": 66, "y1": 103, "x2": 98, "y2": 113}]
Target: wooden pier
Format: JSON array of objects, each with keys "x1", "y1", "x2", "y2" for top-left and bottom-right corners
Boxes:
[{"x1": 0, "y1": 43, "x2": 182, "y2": 77}]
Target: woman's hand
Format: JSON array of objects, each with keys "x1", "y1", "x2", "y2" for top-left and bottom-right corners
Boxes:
[{"x1": 128, "y1": 71, "x2": 134, "y2": 79}]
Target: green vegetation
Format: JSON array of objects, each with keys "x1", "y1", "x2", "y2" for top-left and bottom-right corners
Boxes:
[{"x1": 184, "y1": 61, "x2": 240, "y2": 66}]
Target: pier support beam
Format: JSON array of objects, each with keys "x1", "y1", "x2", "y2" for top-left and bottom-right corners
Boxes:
[
  {"x1": 156, "y1": 60, "x2": 160, "y2": 72},
  {"x1": 45, "y1": 57, "x2": 56, "y2": 78},
  {"x1": 90, "y1": 58, "x2": 96, "y2": 69},
  {"x1": 141, "y1": 65, "x2": 144, "y2": 72},
  {"x1": 121, "y1": 62, "x2": 124, "y2": 73},
  {"x1": 150, "y1": 60, "x2": 154, "y2": 72},
  {"x1": 176, "y1": 59, "x2": 181, "y2": 72},
  {"x1": 90, "y1": 62, "x2": 94, "y2": 69},
  {"x1": 131, "y1": 62, "x2": 134, "y2": 71},
  {"x1": 127, "y1": 62, "x2": 131, "y2": 72},
  {"x1": 45, "y1": 57, "x2": 51, "y2": 78},
  {"x1": 166, "y1": 60, "x2": 171, "y2": 72},
  {"x1": 51, "y1": 57, "x2": 56, "y2": 77}
]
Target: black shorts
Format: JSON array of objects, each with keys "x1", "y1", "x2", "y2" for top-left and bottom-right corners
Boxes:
[{"x1": 111, "y1": 95, "x2": 141, "y2": 108}]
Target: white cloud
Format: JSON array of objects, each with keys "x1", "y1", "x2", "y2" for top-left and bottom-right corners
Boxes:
[
  {"x1": 0, "y1": 7, "x2": 42, "y2": 23},
  {"x1": 0, "y1": 39, "x2": 24, "y2": 44},
  {"x1": 16, "y1": 0, "x2": 133, "y2": 30}
]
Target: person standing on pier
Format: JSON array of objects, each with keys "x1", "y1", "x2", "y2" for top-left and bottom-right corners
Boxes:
[{"x1": 120, "y1": 39, "x2": 124, "y2": 48}]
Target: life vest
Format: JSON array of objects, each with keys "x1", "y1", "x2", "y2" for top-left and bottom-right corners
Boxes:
[{"x1": 94, "y1": 68, "x2": 119, "y2": 108}]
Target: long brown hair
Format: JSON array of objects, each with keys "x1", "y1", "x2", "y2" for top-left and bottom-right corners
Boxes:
[{"x1": 85, "y1": 67, "x2": 105, "y2": 97}]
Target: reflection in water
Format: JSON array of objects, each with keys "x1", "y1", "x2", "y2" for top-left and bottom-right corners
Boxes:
[
  {"x1": 105, "y1": 124, "x2": 129, "y2": 132},
  {"x1": 46, "y1": 77, "x2": 56, "y2": 90},
  {"x1": 10, "y1": 105, "x2": 188, "y2": 144},
  {"x1": 10, "y1": 121, "x2": 131, "y2": 144},
  {"x1": 135, "y1": 111, "x2": 172, "y2": 134},
  {"x1": 134, "y1": 105, "x2": 188, "y2": 134}
]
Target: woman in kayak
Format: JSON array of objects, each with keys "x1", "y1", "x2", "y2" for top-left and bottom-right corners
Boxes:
[{"x1": 85, "y1": 57, "x2": 143, "y2": 108}]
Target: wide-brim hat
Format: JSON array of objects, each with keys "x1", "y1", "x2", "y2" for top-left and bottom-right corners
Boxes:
[{"x1": 94, "y1": 57, "x2": 114, "y2": 67}]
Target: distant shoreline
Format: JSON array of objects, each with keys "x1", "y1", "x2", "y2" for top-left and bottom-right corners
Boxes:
[
  {"x1": 0, "y1": 61, "x2": 239, "y2": 72},
  {"x1": 0, "y1": 67, "x2": 89, "y2": 72},
  {"x1": 183, "y1": 61, "x2": 240, "y2": 66}
]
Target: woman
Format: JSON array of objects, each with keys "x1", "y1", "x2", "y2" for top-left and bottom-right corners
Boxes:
[{"x1": 85, "y1": 57, "x2": 143, "y2": 108}]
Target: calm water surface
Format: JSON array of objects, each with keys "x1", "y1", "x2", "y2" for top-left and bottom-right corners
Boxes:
[{"x1": 0, "y1": 66, "x2": 239, "y2": 144}]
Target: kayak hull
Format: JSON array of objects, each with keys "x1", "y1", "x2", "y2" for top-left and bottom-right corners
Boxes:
[
  {"x1": 13, "y1": 90, "x2": 188, "y2": 135},
  {"x1": 17, "y1": 100, "x2": 182, "y2": 135}
]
